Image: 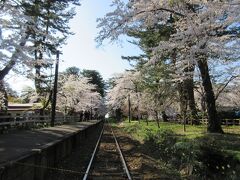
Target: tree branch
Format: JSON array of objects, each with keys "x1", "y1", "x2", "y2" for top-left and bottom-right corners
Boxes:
[
  {"x1": 135, "y1": 7, "x2": 185, "y2": 17},
  {"x1": 215, "y1": 75, "x2": 238, "y2": 100},
  {"x1": 0, "y1": 33, "x2": 29, "y2": 80}
]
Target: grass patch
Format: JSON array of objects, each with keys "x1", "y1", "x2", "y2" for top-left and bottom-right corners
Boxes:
[
  {"x1": 116, "y1": 120, "x2": 240, "y2": 179},
  {"x1": 105, "y1": 117, "x2": 118, "y2": 124},
  {"x1": 120, "y1": 120, "x2": 240, "y2": 140},
  {"x1": 120, "y1": 120, "x2": 207, "y2": 141}
]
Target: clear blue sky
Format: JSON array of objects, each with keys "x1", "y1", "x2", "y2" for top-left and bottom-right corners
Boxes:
[
  {"x1": 60, "y1": 0, "x2": 142, "y2": 79},
  {"x1": 8, "y1": 0, "x2": 142, "y2": 92}
]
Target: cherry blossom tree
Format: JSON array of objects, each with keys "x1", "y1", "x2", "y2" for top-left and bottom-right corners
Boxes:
[
  {"x1": 0, "y1": 0, "x2": 81, "y2": 77},
  {"x1": 106, "y1": 68, "x2": 177, "y2": 126},
  {"x1": 20, "y1": 85, "x2": 38, "y2": 103},
  {"x1": 0, "y1": 0, "x2": 81, "y2": 98},
  {"x1": 97, "y1": 0, "x2": 240, "y2": 133},
  {"x1": 217, "y1": 83, "x2": 240, "y2": 109},
  {"x1": 106, "y1": 71, "x2": 141, "y2": 122},
  {"x1": 0, "y1": 0, "x2": 81, "y2": 113},
  {"x1": 0, "y1": 0, "x2": 32, "y2": 80},
  {"x1": 57, "y1": 75, "x2": 106, "y2": 117}
]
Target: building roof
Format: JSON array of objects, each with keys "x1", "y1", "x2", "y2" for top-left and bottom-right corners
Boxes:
[
  {"x1": 8, "y1": 103, "x2": 33, "y2": 108},
  {"x1": 7, "y1": 103, "x2": 41, "y2": 111}
]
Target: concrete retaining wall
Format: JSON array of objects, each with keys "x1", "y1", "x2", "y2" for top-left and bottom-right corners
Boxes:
[{"x1": 0, "y1": 120, "x2": 103, "y2": 180}]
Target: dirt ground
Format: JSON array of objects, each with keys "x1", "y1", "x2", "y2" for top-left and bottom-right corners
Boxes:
[{"x1": 113, "y1": 126, "x2": 180, "y2": 180}]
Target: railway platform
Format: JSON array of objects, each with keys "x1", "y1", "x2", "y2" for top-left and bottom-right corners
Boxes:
[{"x1": 0, "y1": 120, "x2": 103, "y2": 180}]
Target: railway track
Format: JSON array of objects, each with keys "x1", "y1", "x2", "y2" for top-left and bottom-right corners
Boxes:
[{"x1": 83, "y1": 124, "x2": 132, "y2": 180}]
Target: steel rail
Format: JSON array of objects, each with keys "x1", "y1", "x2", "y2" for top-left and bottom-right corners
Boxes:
[
  {"x1": 83, "y1": 123, "x2": 132, "y2": 180},
  {"x1": 82, "y1": 124, "x2": 104, "y2": 180},
  {"x1": 111, "y1": 127, "x2": 132, "y2": 180}
]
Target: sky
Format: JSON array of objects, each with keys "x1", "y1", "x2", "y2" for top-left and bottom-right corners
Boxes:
[{"x1": 7, "y1": 0, "x2": 142, "y2": 93}]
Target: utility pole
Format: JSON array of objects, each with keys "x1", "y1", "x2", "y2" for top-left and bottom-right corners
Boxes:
[
  {"x1": 51, "y1": 51, "x2": 59, "y2": 127},
  {"x1": 90, "y1": 96, "x2": 93, "y2": 120},
  {"x1": 128, "y1": 93, "x2": 131, "y2": 123}
]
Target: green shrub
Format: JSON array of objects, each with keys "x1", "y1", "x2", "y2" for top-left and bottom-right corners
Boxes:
[
  {"x1": 194, "y1": 143, "x2": 240, "y2": 179},
  {"x1": 144, "y1": 129, "x2": 177, "y2": 161},
  {"x1": 124, "y1": 123, "x2": 142, "y2": 134},
  {"x1": 105, "y1": 118, "x2": 117, "y2": 123},
  {"x1": 143, "y1": 129, "x2": 240, "y2": 179},
  {"x1": 120, "y1": 121, "x2": 240, "y2": 178}
]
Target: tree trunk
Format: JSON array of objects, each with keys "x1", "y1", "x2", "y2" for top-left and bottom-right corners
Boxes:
[
  {"x1": 34, "y1": 1, "x2": 51, "y2": 96},
  {"x1": 137, "y1": 91, "x2": 140, "y2": 124},
  {"x1": 197, "y1": 59, "x2": 223, "y2": 133},
  {"x1": 173, "y1": 51, "x2": 198, "y2": 125},
  {"x1": 155, "y1": 110, "x2": 160, "y2": 128},
  {"x1": 137, "y1": 104, "x2": 140, "y2": 124},
  {"x1": 0, "y1": 60, "x2": 16, "y2": 81},
  {"x1": 182, "y1": 64, "x2": 199, "y2": 125},
  {"x1": 0, "y1": 34, "x2": 29, "y2": 81},
  {"x1": 0, "y1": 81, "x2": 8, "y2": 112},
  {"x1": 146, "y1": 113, "x2": 149, "y2": 126},
  {"x1": 178, "y1": 82, "x2": 188, "y2": 124},
  {"x1": 34, "y1": 41, "x2": 43, "y2": 95},
  {"x1": 162, "y1": 111, "x2": 168, "y2": 122},
  {"x1": 200, "y1": 95, "x2": 206, "y2": 112},
  {"x1": 175, "y1": 64, "x2": 199, "y2": 124},
  {"x1": 35, "y1": 64, "x2": 42, "y2": 95},
  {"x1": 115, "y1": 108, "x2": 122, "y2": 121},
  {"x1": 185, "y1": 77, "x2": 199, "y2": 125},
  {"x1": 41, "y1": 90, "x2": 52, "y2": 113}
]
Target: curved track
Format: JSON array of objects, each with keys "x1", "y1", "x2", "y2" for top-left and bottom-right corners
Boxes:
[{"x1": 83, "y1": 124, "x2": 132, "y2": 180}]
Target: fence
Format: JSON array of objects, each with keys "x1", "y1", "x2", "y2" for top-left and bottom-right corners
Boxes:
[
  {"x1": 0, "y1": 115, "x2": 84, "y2": 133},
  {"x1": 167, "y1": 118, "x2": 240, "y2": 126}
]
